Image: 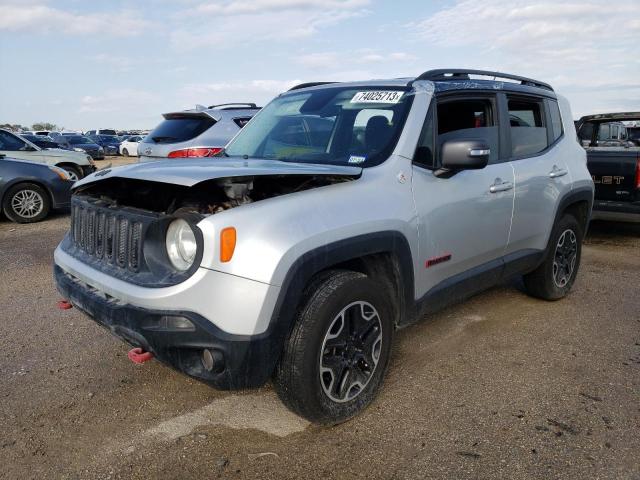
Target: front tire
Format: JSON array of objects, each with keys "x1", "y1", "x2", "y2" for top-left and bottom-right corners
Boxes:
[
  {"x1": 2, "y1": 183, "x2": 51, "y2": 223},
  {"x1": 274, "y1": 271, "x2": 394, "y2": 424},
  {"x1": 523, "y1": 214, "x2": 582, "y2": 300},
  {"x1": 59, "y1": 165, "x2": 82, "y2": 181},
  {"x1": 122, "y1": 148, "x2": 129, "y2": 157}
]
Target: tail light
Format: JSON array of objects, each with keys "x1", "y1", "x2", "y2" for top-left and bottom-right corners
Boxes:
[{"x1": 167, "y1": 147, "x2": 223, "y2": 158}]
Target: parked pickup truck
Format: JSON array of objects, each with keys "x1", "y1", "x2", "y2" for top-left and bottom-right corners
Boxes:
[{"x1": 576, "y1": 112, "x2": 640, "y2": 222}]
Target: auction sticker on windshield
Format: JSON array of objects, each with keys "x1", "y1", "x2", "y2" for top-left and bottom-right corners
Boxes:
[{"x1": 350, "y1": 91, "x2": 404, "y2": 104}]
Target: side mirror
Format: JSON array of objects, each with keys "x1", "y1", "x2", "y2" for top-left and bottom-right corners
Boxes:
[{"x1": 441, "y1": 139, "x2": 490, "y2": 170}]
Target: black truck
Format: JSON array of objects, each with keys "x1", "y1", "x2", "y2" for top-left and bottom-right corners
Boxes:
[{"x1": 576, "y1": 112, "x2": 640, "y2": 222}]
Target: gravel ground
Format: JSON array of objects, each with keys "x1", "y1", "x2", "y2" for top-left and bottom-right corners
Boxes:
[{"x1": 0, "y1": 162, "x2": 638, "y2": 479}]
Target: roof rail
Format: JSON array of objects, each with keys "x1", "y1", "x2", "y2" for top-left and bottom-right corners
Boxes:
[
  {"x1": 207, "y1": 103, "x2": 259, "y2": 110},
  {"x1": 414, "y1": 69, "x2": 553, "y2": 92},
  {"x1": 288, "y1": 82, "x2": 339, "y2": 91}
]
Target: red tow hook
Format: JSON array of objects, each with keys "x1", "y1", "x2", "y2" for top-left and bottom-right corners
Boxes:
[
  {"x1": 57, "y1": 299, "x2": 73, "y2": 310},
  {"x1": 128, "y1": 347, "x2": 154, "y2": 364}
]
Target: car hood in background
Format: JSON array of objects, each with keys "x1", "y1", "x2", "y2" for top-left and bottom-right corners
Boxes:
[
  {"x1": 40, "y1": 149, "x2": 92, "y2": 163},
  {"x1": 73, "y1": 158, "x2": 363, "y2": 189},
  {"x1": 73, "y1": 143, "x2": 101, "y2": 150}
]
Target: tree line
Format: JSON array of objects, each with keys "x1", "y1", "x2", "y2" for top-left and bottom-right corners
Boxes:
[{"x1": 1, "y1": 122, "x2": 61, "y2": 132}]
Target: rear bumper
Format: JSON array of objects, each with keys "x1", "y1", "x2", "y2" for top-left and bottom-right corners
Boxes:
[
  {"x1": 592, "y1": 199, "x2": 640, "y2": 222},
  {"x1": 54, "y1": 265, "x2": 281, "y2": 389}
]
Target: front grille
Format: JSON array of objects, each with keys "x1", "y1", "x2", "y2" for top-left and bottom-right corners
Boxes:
[{"x1": 70, "y1": 199, "x2": 147, "y2": 273}]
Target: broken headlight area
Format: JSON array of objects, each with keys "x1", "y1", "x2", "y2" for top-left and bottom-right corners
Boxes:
[{"x1": 65, "y1": 195, "x2": 205, "y2": 286}]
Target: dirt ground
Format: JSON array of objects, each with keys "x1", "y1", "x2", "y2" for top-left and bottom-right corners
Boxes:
[{"x1": 0, "y1": 158, "x2": 638, "y2": 479}]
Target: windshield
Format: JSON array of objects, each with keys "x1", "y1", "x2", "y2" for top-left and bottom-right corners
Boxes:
[
  {"x1": 224, "y1": 86, "x2": 413, "y2": 167},
  {"x1": 98, "y1": 135, "x2": 119, "y2": 141},
  {"x1": 68, "y1": 136, "x2": 92, "y2": 144}
]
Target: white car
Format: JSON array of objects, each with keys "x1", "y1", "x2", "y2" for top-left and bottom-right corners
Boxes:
[
  {"x1": 0, "y1": 128, "x2": 95, "y2": 180},
  {"x1": 119, "y1": 135, "x2": 144, "y2": 157}
]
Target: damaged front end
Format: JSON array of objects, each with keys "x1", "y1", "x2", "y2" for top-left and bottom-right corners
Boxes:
[
  {"x1": 62, "y1": 159, "x2": 361, "y2": 287},
  {"x1": 71, "y1": 158, "x2": 362, "y2": 216},
  {"x1": 72, "y1": 172, "x2": 357, "y2": 216}
]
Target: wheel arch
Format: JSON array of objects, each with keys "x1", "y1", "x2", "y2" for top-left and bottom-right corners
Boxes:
[
  {"x1": 260, "y1": 231, "x2": 415, "y2": 380},
  {"x1": 55, "y1": 162, "x2": 82, "y2": 176},
  {"x1": 1, "y1": 179, "x2": 54, "y2": 209},
  {"x1": 555, "y1": 186, "x2": 594, "y2": 238}
]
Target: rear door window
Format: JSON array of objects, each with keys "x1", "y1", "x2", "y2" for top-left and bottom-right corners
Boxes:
[
  {"x1": 507, "y1": 96, "x2": 548, "y2": 157},
  {"x1": 597, "y1": 123, "x2": 611, "y2": 141},
  {"x1": 147, "y1": 116, "x2": 216, "y2": 144},
  {"x1": 0, "y1": 131, "x2": 28, "y2": 151}
]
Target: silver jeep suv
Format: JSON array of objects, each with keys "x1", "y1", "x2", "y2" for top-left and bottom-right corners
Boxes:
[
  {"x1": 138, "y1": 103, "x2": 259, "y2": 162},
  {"x1": 54, "y1": 70, "x2": 594, "y2": 424}
]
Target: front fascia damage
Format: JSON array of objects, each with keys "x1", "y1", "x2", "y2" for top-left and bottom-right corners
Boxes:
[
  {"x1": 63, "y1": 159, "x2": 361, "y2": 287},
  {"x1": 72, "y1": 159, "x2": 362, "y2": 216}
]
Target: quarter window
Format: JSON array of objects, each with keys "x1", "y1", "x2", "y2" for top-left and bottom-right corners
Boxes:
[
  {"x1": 507, "y1": 97, "x2": 547, "y2": 157},
  {"x1": 414, "y1": 107, "x2": 435, "y2": 169},
  {"x1": 548, "y1": 100, "x2": 563, "y2": 142}
]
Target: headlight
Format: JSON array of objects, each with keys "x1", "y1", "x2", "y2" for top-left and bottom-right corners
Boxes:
[
  {"x1": 73, "y1": 148, "x2": 84, "y2": 152},
  {"x1": 165, "y1": 219, "x2": 197, "y2": 271},
  {"x1": 48, "y1": 166, "x2": 69, "y2": 180}
]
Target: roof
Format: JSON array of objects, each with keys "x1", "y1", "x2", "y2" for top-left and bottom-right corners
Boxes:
[
  {"x1": 285, "y1": 70, "x2": 557, "y2": 98},
  {"x1": 577, "y1": 112, "x2": 640, "y2": 123}
]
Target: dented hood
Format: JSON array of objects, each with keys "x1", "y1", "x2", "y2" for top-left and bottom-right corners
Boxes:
[{"x1": 73, "y1": 158, "x2": 362, "y2": 190}]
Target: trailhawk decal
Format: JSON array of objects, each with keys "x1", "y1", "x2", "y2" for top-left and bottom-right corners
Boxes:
[
  {"x1": 425, "y1": 252, "x2": 452, "y2": 268},
  {"x1": 350, "y1": 91, "x2": 404, "y2": 104}
]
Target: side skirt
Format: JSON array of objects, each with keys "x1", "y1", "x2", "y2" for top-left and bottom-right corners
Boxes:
[{"x1": 404, "y1": 249, "x2": 544, "y2": 327}]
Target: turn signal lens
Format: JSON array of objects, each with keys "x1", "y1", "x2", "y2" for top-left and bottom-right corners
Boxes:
[
  {"x1": 48, "y1": 166, "x2": 70, "y2": 180},
  {"x1": 220, "y1": 227, "x2": 236, "y2": 263}
]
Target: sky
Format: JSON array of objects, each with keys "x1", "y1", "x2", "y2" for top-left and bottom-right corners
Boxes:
[{"x1": 0, "y1": 0, "x2": 638, "y2": 130}]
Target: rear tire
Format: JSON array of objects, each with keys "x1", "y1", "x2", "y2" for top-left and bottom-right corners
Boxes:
[
  {"x1": 274, "y1": 270, "x2": 394, "y2": 424},
  {"x1": 2, "y1": 183, "x2": 51, "y2": 223},
  {"x1": 523, "y1": 214, "x2": 582, "y2": 300}
]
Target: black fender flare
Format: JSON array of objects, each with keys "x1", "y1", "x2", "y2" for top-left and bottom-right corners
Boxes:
[
  {"x1": 256, "y1": 231, "x2": 415, "y2": 381},
  {"x1": 553, "y1": 186, "x2": 594, "y2": 235}
]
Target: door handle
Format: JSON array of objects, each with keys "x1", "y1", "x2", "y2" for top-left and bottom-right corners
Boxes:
[
  {"x1": 489, "y1": 179, "x2": 513, "y2": 193},
  {"x1": 549, "y1": 166, "x2": 568, "y2": 178}
]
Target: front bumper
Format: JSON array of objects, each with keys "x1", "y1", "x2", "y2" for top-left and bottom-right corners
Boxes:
[
  {"x1": 50, "y1": 180, "x2": 73, "y2": 209},
  {"x1": 54, "y1": 265, "x2": 282, "y2": 389},
  {"x1": 85, "y1": 150, "x2": 105, "y2": 160}
]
